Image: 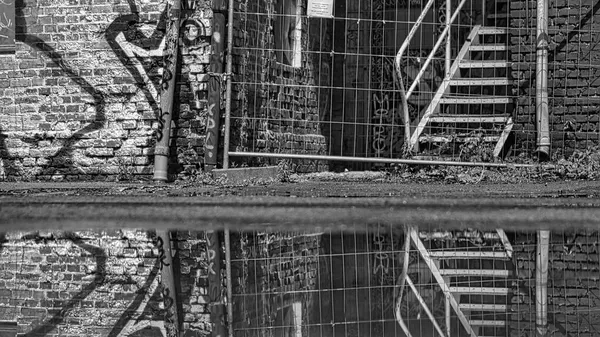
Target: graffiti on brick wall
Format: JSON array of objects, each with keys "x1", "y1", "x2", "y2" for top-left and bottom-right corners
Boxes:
[
  {"x1": 371, "y1": 91, "x2": 403, "y2": 157},
  {"x1": 106, "y1": 0, "x2": 167, "y2": 140},
  {"x1": 6, "y1": 2, "x2": 109, "y2": 177},
  {"x1": 1, "y1": 0, "x2": 173, "y2": 178}
]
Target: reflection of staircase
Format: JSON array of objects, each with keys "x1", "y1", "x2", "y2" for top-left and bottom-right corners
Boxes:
[
  {"x1": 410, "y1": 228, "x2": 513, "y2": 337},
  {"x1": 409, "y1": 25, "x2": 513, "y2": 159}
]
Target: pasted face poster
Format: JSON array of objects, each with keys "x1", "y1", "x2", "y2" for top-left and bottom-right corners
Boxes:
[
  {"x1": 307, "y1": 0, "x2": 334, "y2": 18},
  {"x1": 0, "y1": 0, "x2": 15, "y2": 52}
]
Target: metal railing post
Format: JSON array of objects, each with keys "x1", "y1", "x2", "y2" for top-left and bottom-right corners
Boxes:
[
  {"x1": 222, "y1": 0, "x2": 234, "y2": 169},
  {"x1": 445, "y1": 0, "x2": 451, "y2": 77}
]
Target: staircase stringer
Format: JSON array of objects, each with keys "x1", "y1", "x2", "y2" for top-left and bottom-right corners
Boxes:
[
  {"x1": 408, "y1": 25, "x2": 482, "y2": 151},
  {"x1": 493, "y1": 117, "x2": 514, "y2": 158},
  {"x1": 409, "y1": 228, "x2": 478, "y2": 337}
]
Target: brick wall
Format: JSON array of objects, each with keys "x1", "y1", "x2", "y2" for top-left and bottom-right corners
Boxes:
[
  {"x1": 230, "y1": 0, "x2": 328, "y2": 170},
  {"x1": 230, "y1": 231, "x2": 321, "y2": 337},
  {"x1": 511, "y1": 231, "x2": 600, "y2": 336},
  {"x1": 0, "y1": 230, "x2": 213, "y2": 336},
  {"x1": 510, "y1": 0, "x2": 600, "y2": 156},
  {"x1": 0, "y1": 0, "x2": 213, "y2": 181}
]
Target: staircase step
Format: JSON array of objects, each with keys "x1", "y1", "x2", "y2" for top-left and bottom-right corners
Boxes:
[
  {"x1": 468, "y1": 44, "x2": 507, "y2": 52},
  {"x1": 429, "y1": 251, "x2": 510, "y2": 259},
  {"x1": 459, "y1": 303, "x2": 507, "y2": 311},
  {"x1": 449, "y1": 78, "x2": 512, "y2": 86},
  {"x1": 478, "y1": 27, "x2": 507, "y2": 34},
  {"x1": 469, "y1": 320, "x2": 506, "y2": 326},
  {"x1": 460, "y1": 60, "x2": 509, "y2": 68},
  {"x1": 419, "y1": 135, "x2": 500, "y2": 143},
  {"x1": 428, "y1": 114, "x2": 510, "y2": 123},
  {"x1": 449, "y1": 286, "x2": 509, "y2": 295},
  {"x1": 440, "y1": 269, "x2": 509, "y2": 277},
  {"x1": 488, "y1": 13, "x2": 509, "y2": 19},
  {"x1": 439, "y1": 97, "x2": 512, "y2": 104},
  {"x1": 420, "y1": 231, "x2": 501, "y2": 240}
]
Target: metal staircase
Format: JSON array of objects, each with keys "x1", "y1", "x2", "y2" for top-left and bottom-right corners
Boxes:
[
  {"x1": 396, "y1": 227, "x2": 514, "y2": 337},
  {"x1": 408, "y1": 25, "x2": 514, "y2": 159}
]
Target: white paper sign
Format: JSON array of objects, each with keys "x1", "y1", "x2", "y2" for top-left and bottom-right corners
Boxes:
[{"x1": 307, "y1": 0, "x2": 334, "y2": 18}]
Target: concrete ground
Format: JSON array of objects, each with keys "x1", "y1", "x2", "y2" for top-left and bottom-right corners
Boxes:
[{"x1": 1, "y1": 179, "x2": 600, "y2": 231}]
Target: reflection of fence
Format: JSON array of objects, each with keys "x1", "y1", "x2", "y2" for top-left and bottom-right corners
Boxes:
[
  {"x1": 228, "y1": 227, "x2": 600, "y2": 337},
  {"x1": 225, "y1": 0, "x2": 600, "y2": 170}
]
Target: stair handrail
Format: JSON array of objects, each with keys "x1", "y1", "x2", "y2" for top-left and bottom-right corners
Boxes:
[{"x1": 395, "y1": 0, "x2": 467, "y2": 145}]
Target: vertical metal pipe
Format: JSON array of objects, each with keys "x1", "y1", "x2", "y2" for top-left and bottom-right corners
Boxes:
[
  {"x1": 156, "y1": 230, "x2": 181, "y2": 336},
  {"x1": 222, "y1": 0, "x2": 235, "y2": 169},
  {"x1": 535, "y1": 0, "x2": 550, "y2": 158},
  {"x1": 224, "y1": 229, "x2": 234, "y2": 337},
  {"x1": 445, "y1": 0, "x2": 451, "y2": 77},
  {"x1": 445, "y1": 296, "x2": 451, "y2": 337},
  {"x1": 154, "y1": 0, "x2": 183, "y2": 182},
  {"x1": 536, "y1": 230, "x2": 550, "y2": 337}
]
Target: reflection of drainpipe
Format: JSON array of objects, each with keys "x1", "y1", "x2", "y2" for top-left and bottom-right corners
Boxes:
[
  {"x1": 536, "y1": 230, "x2": 549, "y2": 337},
  {"x1": 154, "y1": 0, "x2": 183, "y2": 182},
  {"x1": 535, "y1": 0, "x2": 550, "y2": 159}
]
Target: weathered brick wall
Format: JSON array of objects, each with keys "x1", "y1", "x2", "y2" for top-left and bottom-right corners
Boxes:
[
  {"x1": 230, "y1": 232, "x2": 321, "y2": 336},
  {"x1": 0, "y1": 230, "x2": 213, "y2": 336},
  {"x1": 511, "y1": 231, "x2": 600, "y2": 336},
  {"x1": 0, "y1": 0, "x2": 213, "y2": 181},
  {"x1": 230, "y1": 0, "x2": 327, "y2": 170},
  {"x1": 510, "y1": 0, "x2": 600, "y2": 156}
]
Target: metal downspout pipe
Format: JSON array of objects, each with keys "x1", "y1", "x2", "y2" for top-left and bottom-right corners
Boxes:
[
  {"x1": 153, "y1": 0, "x2": 183, "y2": 182},
  {"x1": 535, "y1": 0, "x2": 551, "y2": 159}
]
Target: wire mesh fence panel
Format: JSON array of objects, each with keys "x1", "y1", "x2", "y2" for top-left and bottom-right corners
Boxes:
[
  {"x1": 228, "y1": 226, "x2": 600, "y2": 337},
  {"x1": 226, "y1": 0, "x2": 600, "y2": 170}
]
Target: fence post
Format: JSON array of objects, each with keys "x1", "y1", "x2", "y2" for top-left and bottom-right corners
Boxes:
[{"x1": 222, "y1": 0, "x2": 235, "y2": 169}]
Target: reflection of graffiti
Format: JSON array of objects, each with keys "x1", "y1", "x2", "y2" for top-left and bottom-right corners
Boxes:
[
  {"x1": 23, "y1": 232, "x2": 108, "y2": 337},
  {"x1": 372, "y1": 231, "x2": 390, "y2": 282},
  {"x1": 11, "y1": 232, "x2": 168, "y2": 337},
  {"x1": 109, "y1": 260, "x2": 166, "y2": 337},
  {"x1": 206, "y1": 230, "x2": 226, "y2": 336},
  {"x1": 151, "y1": 231, "x2": 178, "y2": 337}
]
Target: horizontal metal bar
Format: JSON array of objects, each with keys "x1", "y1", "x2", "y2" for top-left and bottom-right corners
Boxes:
[{"x1": 227, "y1": 152, "x2": 536, "y2": 168}]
